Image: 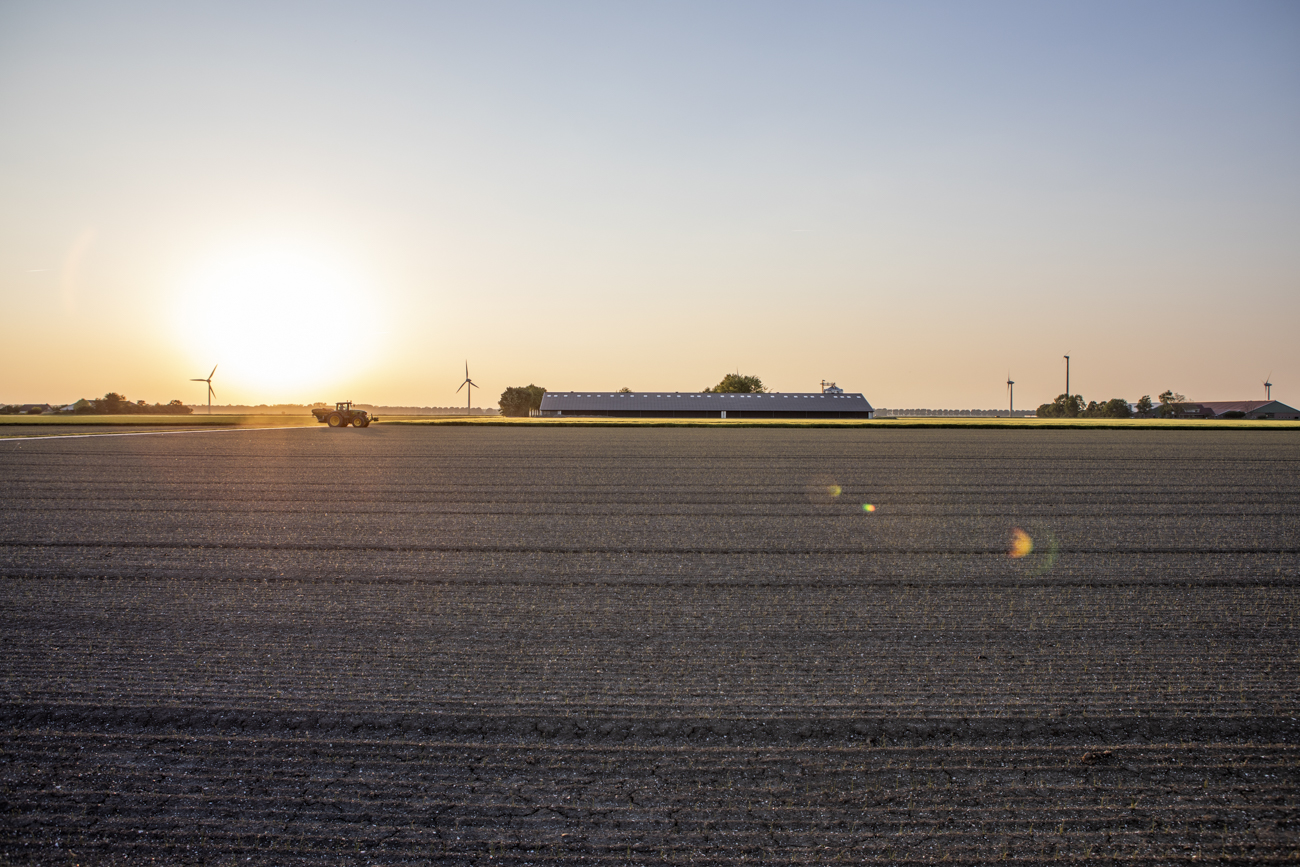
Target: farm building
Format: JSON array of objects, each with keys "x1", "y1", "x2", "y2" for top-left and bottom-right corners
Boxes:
[
  {"x1": 1167, "y1": 400, "x2": 1300, "y2": 420},
  {"x1": 538, "y1": 391, "x2": 875, "y2": 419}
]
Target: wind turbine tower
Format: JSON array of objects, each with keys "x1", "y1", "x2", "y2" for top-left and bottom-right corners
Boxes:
[
  {"x1": 191, "y1": 365, "x2": 217, "y2": 414},
  {"x1": 456, "y1": 362, "x2": 479, "y2": 415},
  {"x1": 1264, "y1": 374, "x2": 1272, "y2": 401},
  {"x1": 1007, "y1": 374, "x2": 1014, "y2": 415},
  {"x1": 1064, "y1": 355, "x2": 1070, "y2": 397}
]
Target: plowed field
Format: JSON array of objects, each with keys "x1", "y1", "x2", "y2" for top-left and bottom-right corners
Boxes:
[{"x1": 2, "y1": 427, "x2": 1297, "y2": 864}]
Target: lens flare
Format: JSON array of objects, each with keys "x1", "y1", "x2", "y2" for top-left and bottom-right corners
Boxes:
[
  {"x1": 1009, "y1": 527, "x2": 1034, "y2": 559},
  {"x1": 1009, "y1": 525, "x2": 1060, "y2": 574},
  {"x1": 806, "y1": 475, "x2": 842, "y2": 504},
  {"x1": 862, "y1": 503, "x2": 876, "y2": 512},
  {"x1": 1030, "y1": 531, "x2": 1060, "y2": 576}
]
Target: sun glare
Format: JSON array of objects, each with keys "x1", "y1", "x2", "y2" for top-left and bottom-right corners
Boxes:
[{"x1": 176, "y1": 248, "x2": 381, "y2": 400}]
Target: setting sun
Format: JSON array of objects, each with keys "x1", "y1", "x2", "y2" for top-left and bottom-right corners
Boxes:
[{"x1": 174, "y1": 247, "x2": 382, "y2": 401}]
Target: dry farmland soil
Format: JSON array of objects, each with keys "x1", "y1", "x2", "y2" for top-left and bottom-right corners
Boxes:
[{"x1": 1, "y1": 427, "x2": 1297, "y2": 864}]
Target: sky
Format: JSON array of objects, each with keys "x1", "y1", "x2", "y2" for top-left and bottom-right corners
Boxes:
[{"x1": 1, "y1": 0, "x2": 1297, "y2": 409}]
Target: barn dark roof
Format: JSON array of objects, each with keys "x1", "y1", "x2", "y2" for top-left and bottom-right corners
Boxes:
[
  {"x1": 1191, "y1": 400, "x2": 1300, "y2": 418},
  {"x1": 1194, "y1": 401, "x2": 1278, "y2": 414},
  {"x1": 539, "y1": 391, "x2": 873, "y2": 413}
]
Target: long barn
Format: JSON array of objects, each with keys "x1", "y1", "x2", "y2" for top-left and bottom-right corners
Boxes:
[{"x1": 538, "y1": 391, "x2": 875, "y2": 419}]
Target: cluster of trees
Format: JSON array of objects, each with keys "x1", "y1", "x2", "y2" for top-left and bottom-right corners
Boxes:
[
  {"x1": 1036, "y1": 391, "x2": 1189, "y2": 418},
  {"x1": 499, "y1": 384, "x2": 546, "y2": 417},
  {"x1": 79, "y1": 393, "x2": 193, "y2": 415},
  {"x1": 703, "y1": 373, "x2": 766, "y2": 393},
  {"x1": 1037, "y1": 394, "x2": 1132, "y2": 418},
  {"x1": 1151, "y1": 391, "x2": 1189, "y2": 418}
]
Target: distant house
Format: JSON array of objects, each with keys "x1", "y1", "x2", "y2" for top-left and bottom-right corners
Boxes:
[
  {"x1": 1169, "y1": 400, "x2": 1300, "y2": 420},
  {"x1": 538, "y1": 391, "x2": 875, "y2": 419}
]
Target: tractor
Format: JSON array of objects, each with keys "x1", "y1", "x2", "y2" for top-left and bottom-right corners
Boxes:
[{"x1": 312, "y1": 401, "x2": 376, "y2": 428}]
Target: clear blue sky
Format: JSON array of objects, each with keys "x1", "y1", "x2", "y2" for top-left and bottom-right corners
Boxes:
[{"x1": 2, "y1": 1, "x2": 1297, "y2": 408}]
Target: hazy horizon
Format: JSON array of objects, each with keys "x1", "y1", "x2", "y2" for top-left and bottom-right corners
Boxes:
[{"x1": 2, "y1": 1, "x2": 1297, "y2": 409}]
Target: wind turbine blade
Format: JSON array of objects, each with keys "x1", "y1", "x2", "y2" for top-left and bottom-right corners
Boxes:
[
  {"x1": 456, "y1": 382, "x2": 465, "y2": 393},
  {"x1": 208, "y1": 384, "x2": 216, "y2": 399},
  {"x1": 210, "y1": 365, "x2": 218, "y2": 379},
  {"x1": 191, "y1": 378, "x2": 205, "y2": 382}
]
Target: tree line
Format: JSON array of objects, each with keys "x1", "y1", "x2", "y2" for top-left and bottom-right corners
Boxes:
[
  {"x1": 1036, "y1": 391, "x2": 1192, "y2": 418},
  {"x1": 81, "y1": 393, "x2": 193, "y2": 415}
]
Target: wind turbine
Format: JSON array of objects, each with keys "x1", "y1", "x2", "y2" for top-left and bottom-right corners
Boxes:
[
  {"x1": 456, "y1": 361, "x2": 478, "y2": 415},
  {"x1": 1263, "y1": 373, "x2": 1272, "y2": 401},
  {"x1": 190, "y1": 365, "x2": 217, "y2": 414},
  {"x1": 1007, "y1": 373, "x2": 1014, "y2": 415}
]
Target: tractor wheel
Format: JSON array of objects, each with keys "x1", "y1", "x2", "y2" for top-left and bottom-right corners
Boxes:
[
  {"x1": 359, "y1": 418, "x2": 371, "y2": 427},
  {"x1": 353, "y1": 417, "x2": 368, "y2": 427},
  {"x1": 326, "y1": 412, "x2": 344, "y2": 427}
]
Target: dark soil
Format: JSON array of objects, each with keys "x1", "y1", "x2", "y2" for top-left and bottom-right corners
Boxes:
[{"x1": 1, "y1": 427, "x2": 1296, "y2": 863}]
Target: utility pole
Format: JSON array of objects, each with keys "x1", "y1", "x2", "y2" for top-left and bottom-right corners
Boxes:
[{"x1": 1064, "y1": 355, "x2": 1070, "y2": 397}]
